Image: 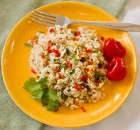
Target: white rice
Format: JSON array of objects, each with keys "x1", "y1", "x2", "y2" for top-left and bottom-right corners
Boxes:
[{"x1": 29, "y1": 25, "x2": 108, "y2": 109}]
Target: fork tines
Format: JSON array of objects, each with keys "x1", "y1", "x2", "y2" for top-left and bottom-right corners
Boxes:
[{"x1": 29, "y1": 10, "x2": 56, "y2": 27}]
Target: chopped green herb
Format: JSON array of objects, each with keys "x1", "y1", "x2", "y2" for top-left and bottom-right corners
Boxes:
[
  {"x1": 66, "y1": 48, "x2": 70, "y2": 55},
  {"x1": 45, "y1": 55, "x2": 49, "y2": 60},
  {"x1": 94, "y1": 70, "x2": 103, "y2": 80},
  {"x1": 24, "y1": 43, "x2": 33, "y2": 47},
  {"x1": 68, "y1": 69, "x2": 74, "y2": 74},
  {"x1": 61, "y1": 94, "x2": 68, "y2": 101},
  {"x1": 54, "y1": 59, "x2": 60, "y2": 62},
  {"x1": 74, "y1": 59, "x2": 80, "y2": 62},
  {"x1": 71, "y1": 30, "x2": 76, "y2": 35},
  {"x1": 95, "y1": 74, "x2": 100, "y2": 80},
  {"x1": 70, "y1": 53, "x2": 75, "y2": 58},
  {"x1": 60, "y1": 64, "x2": 66, "y2": 69},
  {"x1": 91, "y1": 36, "x2": 94, "y2": 40},
  {"x1": 85, "y1": 85, "x2": 89, "y2": 89},
  {"x1": 34, "y1": 36, "x2": 39, "y2": 39}
]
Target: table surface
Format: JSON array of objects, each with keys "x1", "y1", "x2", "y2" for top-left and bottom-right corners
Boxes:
[{"x1": 44, "y1": 0, "x2": 140, "y2": 130}]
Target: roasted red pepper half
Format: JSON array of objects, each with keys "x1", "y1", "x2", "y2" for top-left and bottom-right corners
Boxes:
[
  {"x1": 103, "y1": 38, "x2": 126, "y2": 60},
  {"x1": 107, "y1": 57, "x2": 127, "y2": 81}
]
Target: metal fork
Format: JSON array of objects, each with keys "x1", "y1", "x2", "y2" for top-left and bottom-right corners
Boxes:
[{"x1": 29, "y1": 10, "x2": 140, "y2": 32}]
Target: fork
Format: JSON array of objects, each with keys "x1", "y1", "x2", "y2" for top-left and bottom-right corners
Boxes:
[{"x1": 29, "y1": 10, "x2": 140, "y2": 32}]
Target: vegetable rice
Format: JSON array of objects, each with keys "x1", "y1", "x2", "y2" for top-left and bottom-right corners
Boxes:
[{"x1": 27, "y1": 25, "x2": 108, "y2": 110}]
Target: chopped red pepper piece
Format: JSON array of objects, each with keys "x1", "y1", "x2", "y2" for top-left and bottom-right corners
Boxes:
[
  {"x1": 58, "y1": 73, "x2": 63, "y2": 79},
  {"x1": 66, "y1": 61, "x2": 72, "y2": 68},
  {"x1": 34, "y1": 39, "x2": 38, "y2": 44},
  {"x1": 41, "y1": 54, "x2": 45, "y2": 59},
  {"x1": 31, "y1": 68, "x2": 37, "y2": 74},
  {"x1": 74, "y1": 31, "x2": 81, "y2": 36},
  {"x1": 101, "y1": 36, "x2": 104, "y2": 41},
  {"x1": 86, "y1": 68, "x2": 90, "y2": 72},
  {"x1": 30, "y1": 38, "x2": 34, "y2": 43},
  {"x1": 81, "y1": 75, "x2": 88, "y2": 82},
  {"x1": 86, "y1": 49, "x2": 92, "y2": 53},
  {"x1": 60, "y1": 27, "x2": 63, "y2": 31},
  {"x1": 81, "y1": 107, "x2": 87, "y2": 112},
  {"x1": 47, "y1": 46, "x2": 53, "y2": 53},
  {"x1": 48, "y1": 40, "x2": 52, "y2": 45},
  {"x1": 95, "y1": 79, "x2": 100, "y2": 83},
  {"x1": 55, "y1": 69, "x2": 60, "y2": 73},
  {"x1": 30, "y1": 38, "x2": 38, "y2": 44},
  {"x1": 49, "y1": 28, "x2": 54, "y2": 33},
  {"x1": 53, "y1": 49, "x2": 60, "y2": 57},
  {"x1": 74, "y1": 84, "x2": 82, "y2": 91},
  {"x1": 45, "y1": 61, "x2": 48, "y2": 66},
  {"x1": 73, "y1": 37, "x2": 79, "y2": 41},
  {"x1": 107, "y1": 57, "x2": 127, "y2": 81},
  {"x1": 87, "y1": 60, "x2": 93, "y2": 65}
]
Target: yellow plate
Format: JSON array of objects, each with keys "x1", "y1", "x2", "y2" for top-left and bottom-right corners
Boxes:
[{"x1": 1, "y1": 1, "x2": 138, "y2": 128}]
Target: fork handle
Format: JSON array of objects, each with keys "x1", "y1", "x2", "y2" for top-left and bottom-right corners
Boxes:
[{"x1": 71, "y1": 20, "x2": 140, "y2": 32}]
